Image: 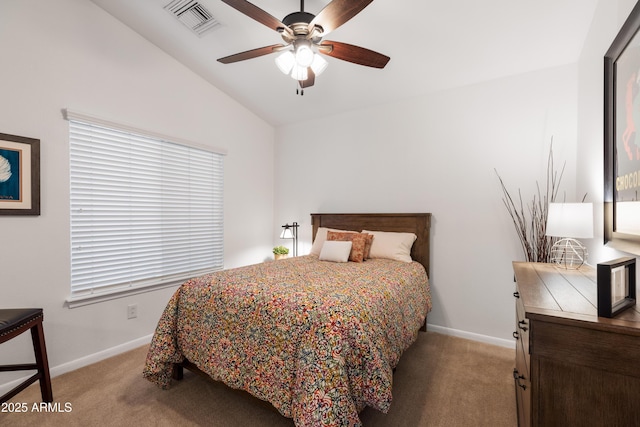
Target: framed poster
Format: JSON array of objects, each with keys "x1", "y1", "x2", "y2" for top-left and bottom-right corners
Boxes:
[
  {"x1": 0, "y1": 133, "x2": 40, "y2": 215},
  {"x1": 604, "y1": 2, "x2": 640, "y2": 255}
]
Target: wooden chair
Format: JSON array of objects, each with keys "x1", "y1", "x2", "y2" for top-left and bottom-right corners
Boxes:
[{"x1": 0, "y1": 308, "x2": 53, "y2": 403}]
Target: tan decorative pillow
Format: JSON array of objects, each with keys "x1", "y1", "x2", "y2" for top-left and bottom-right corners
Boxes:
[
  {"x1": 319, "y1": 241, "x2": 352, "y2": 263},
  {"x1": 361, "y1": 230, "x2": 417, "y2": 263},
  {"x1": 327, "y1": 231, "x2": 367, "y2": 262}
]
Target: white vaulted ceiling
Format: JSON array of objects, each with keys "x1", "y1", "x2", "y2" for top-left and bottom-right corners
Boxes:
[{"x1": 89, "y1": 0, "x2": 598, "y2": 126}]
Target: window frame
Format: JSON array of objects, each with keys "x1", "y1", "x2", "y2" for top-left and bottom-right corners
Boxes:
[{"x1": 64, "y1": 109, "x2": 226, "y2": 307}]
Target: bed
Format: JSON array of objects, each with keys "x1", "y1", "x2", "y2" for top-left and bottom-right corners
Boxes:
[{"x1": 143, "y1": 213, "x2": 432, "y2": 426}]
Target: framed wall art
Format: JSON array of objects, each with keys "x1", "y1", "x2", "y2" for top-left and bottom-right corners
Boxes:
[
  {"x1": 604, "y1": 2, "x2": 640, "y2": 255},
  {"x1": 597, "y1": 257, "x2": 636, "y2": 318},
  {"x1": 0, "y1": 132, "x2": 40, "y2": 215}
]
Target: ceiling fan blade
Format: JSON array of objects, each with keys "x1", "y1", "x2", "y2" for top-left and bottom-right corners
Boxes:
[
  {"x1": 319, "y1": 41, "x2": 390, "y2": 68},
  {"x1": 217, "y1": 44, "x2": 285, "y2": 64},
  {"x1": 221, "y1": 0, "x2": 289, "y2": 33},
  {"x1": 299, "y1": 68, "x2": 315, "y2": 88},
  {"x1": 308, "y1": 0, "x2": 374, "y2": 35}
]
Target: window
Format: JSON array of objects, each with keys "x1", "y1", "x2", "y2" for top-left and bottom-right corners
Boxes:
[{"x1": 65, "y1": 110, "x2": 224, "y2": 307}]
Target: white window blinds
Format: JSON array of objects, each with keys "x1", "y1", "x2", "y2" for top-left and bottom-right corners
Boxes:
[{"x1": 67, "y1": 113, "x2": 224, "y2": 304}]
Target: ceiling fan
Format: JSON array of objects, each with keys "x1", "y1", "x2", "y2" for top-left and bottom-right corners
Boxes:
[{"x1": 217, "y1": 0, "x2": 390, "y2": 93}]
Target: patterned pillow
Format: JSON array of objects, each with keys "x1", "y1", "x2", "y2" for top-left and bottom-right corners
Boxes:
[
  {"x1": 310, "y1": 227, "x2": 358, "y2": 256},
  {"x1": 362, "y1": 233, "x2": 373, "y2": 259},
  {"x1": 327, "y1": 231, "x2": 367, "y2": 262}
]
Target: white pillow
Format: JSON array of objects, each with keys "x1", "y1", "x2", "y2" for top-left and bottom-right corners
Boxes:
[
  {"x1": 319, "y1": 241, "x2": 353, "y2": 263},
  {"x1": 310, "y1": 227, "x2": 357, "y2": 256},
  {"x1": 361, "y1": 230, "x2": 417, "y2": 263}
]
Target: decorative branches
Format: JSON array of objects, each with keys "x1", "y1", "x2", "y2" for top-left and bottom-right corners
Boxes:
[{"x1": 495, "y1": 143, "x2": 565, "y2": 263}]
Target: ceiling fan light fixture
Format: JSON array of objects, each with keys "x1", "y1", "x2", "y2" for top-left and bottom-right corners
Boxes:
[
  {"x1": 294, "y1": 41, "x2": 314, "y2": 67},
  {"x1": 310, "y1": 54, "x2": 328, "y2": 76},
  {"x1": 290, "y1": 64, "x2": 308, "y2": 81},
  {"x1": 275, "y1": 51, "x2": 295, "y2": 74}
]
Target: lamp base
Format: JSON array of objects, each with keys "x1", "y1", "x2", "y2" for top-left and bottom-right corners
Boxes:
[{"x1": 550, "y1": 238, "x2": 588, "y2": 269}]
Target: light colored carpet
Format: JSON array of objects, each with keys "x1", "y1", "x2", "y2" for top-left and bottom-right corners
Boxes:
[{"x1": 1, "y1": 331, "x2": 516, "y2": 426}]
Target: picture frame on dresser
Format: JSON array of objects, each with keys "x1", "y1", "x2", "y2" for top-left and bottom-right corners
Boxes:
[
  {"x1": 597, "y1": 257, "x2": 637, "y2": 318},
  {"x1": 0, "y1": 132, "x2": 40, "y2": 216},
  {"x1": 604, "y1": 1, "x2": 640, "y2": 255}
]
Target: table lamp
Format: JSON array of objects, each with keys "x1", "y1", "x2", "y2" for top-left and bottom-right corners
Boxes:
[
  {"x1": 545, "y1": 203, "x2": 593, "y2": 269},
  {"x1": 280, "y1": 222, "x2": 298, "y2": 257}
]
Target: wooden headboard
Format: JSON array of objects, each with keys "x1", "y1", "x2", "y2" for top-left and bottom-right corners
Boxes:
[{"x1": 310, "y1": 213, "x2": 431, "y2": 275}]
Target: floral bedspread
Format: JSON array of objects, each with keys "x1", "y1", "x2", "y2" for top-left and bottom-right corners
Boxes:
[{"x1": 143, "y1": 255, "x2": 431, "y2": 426}]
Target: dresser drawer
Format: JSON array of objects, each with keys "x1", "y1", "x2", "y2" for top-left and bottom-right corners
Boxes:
[
  {"x1": 514, "y1": 337, "x2": 531, "y2": 427},
  {"x1": 514, "y1": 287, "x2": 530, "y2": 371}
]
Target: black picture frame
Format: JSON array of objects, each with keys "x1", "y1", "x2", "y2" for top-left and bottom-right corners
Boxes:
[
  {"x1": 597, "y1": 257, "x2": 636, "y2": 318},
  {"x1": 0, "y1": 132, "x2": 40, "y2": 216},
  {"x1": 604, "y1": 2, "x2": 640, "y2": 255}
]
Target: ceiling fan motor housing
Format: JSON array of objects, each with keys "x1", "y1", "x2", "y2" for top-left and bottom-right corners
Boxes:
[
  {"x1": 281, "y1": 11, "x2": 323, "y2": 42},
  {"x1": 282, "y1": 11, "x2": 314, "y2": 27}
]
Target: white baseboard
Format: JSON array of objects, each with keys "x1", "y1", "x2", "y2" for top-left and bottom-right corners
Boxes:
[
  {"x1": 427, "y1": 324, "x2": 515, "y2": 349},
  {"x1": 0, "y1": 334, "x2": 153, "y2": 398}
]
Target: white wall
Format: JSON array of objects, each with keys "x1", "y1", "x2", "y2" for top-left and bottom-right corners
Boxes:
[
  {"x1": 275, "y1": 64, "x2": 579, "y2": 345},
  {"x1": 0, "y1": 0, "x2": 274, "y2": 389}
]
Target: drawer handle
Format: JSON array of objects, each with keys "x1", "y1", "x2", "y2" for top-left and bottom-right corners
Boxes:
[
  {"x1": 513, "y1": 331, "x2": 519, "y2": 339},
  {"x1": 513, "y1": 291, "x2": 520, "y2": 298},
  {"x1": 518, "y1": 320, "x2": 528, "y2": 332},
  {"x1": 513, "y1": 369, "x2": 527, "y2": 390}
]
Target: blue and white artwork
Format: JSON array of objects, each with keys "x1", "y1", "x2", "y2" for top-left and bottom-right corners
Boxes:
[{"x1": 0, "y1": 148, "x2": 20, "y2": 201}]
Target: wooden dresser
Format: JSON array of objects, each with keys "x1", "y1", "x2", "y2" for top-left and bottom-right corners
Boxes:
[{"x1": 512, "y1": 262, "x2": 640, "y2": 427}]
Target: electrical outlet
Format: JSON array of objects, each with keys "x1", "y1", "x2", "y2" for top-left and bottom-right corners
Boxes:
[{"x1": 127, "y1": 304, "x2": 138, "y2": 319}]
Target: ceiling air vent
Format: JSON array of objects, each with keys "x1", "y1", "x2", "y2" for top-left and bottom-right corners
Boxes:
[{"x1": 165, "y1": 0, "x2": 221, "y2": 37}]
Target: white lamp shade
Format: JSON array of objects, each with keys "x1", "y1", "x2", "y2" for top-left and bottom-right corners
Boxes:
[
  {"x1": 275, "y1": 51, "x2": 295, "y2": 75},
  {"x1": 295, "y1": 43, "x2": 314, "y2": 67},
  {"x1": 616, "y1": 201, "x2": 640, "y2": 234},
  {"x1": 290, "y1": 64, "x2": 308, "y2": 81},
  {"x1": 310, "y1": 54, "x2": 328, "y2": 76},
  {"x1": 546, "y1": 203, "x2": 594, "y2": 238},
  {"x1": 280, "y1": 228, "x2": 294, "y2": 239}
]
